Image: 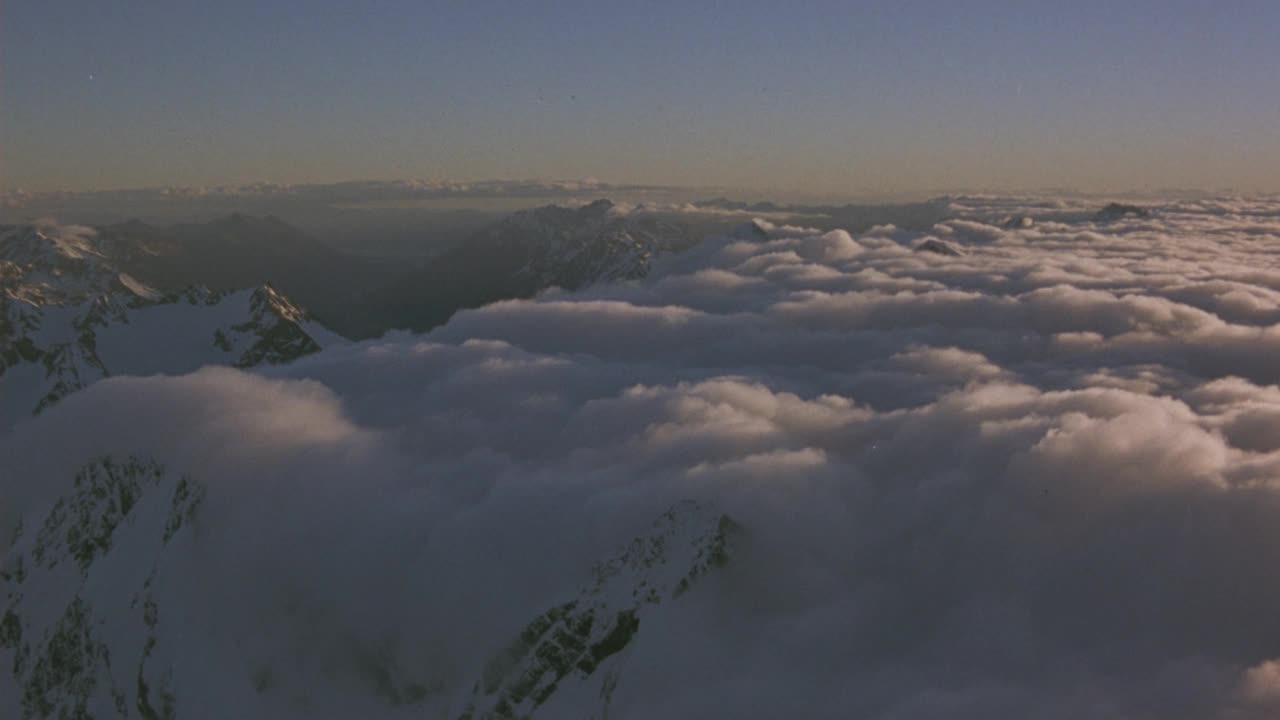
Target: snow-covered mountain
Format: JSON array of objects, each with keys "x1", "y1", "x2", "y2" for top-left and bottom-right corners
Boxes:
[
  {"x1": 0, "y1": 456, "x2": 201, "y2": 720},
  {"x1": 361, "y1": 199, "x2": 701, "y2": 333},
  {"x1": 459, "y1": 500, "x2": 735, "y2": 720},
  {"x1": 0, "y1": 224, "x2": 155, "y2": 306},
  {"x1": 0, "y1": 455, "x2": 735, "y2": 719},
  {"x1": 0, "y1": 223, "x2": 342, "y2": 428}
]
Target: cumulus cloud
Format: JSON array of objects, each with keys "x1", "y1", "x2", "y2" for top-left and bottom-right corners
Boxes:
[{"x1": 8, "y1": 195, "x2": 1280, "y2": 717}]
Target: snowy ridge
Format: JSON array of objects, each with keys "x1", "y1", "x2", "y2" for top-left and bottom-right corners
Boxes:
[
  {"x1": 1, "y1": 456, "x2": 205, "y2": 720},
  {"x1": 458, "y1": 500, "x2": 736, "y2": 720},
  {"x1": 0, "y1": 222, "x2": 342, "y2": 427},
  {"x1": 0, "y1": 460, "x2": 735, "y2": 719},
  {"x1": 0, "y1": 225, "x2": 155, "y2": 306}
]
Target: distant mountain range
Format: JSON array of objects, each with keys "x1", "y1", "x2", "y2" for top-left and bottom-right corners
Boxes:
[
  {"x1": 353, "y1": 199, "x2": 705, "y2": 334},
  {"x1": 8, "y1": 201, "x2": 752, "y2": 339},
  {"x1": 3, "y1": 194, "x2": 1029, "y2": 424},
  {"x1": 0, "y1": 201, "x2": 736, "y2": 422},
  {"x1": 90, "y1": 214, "x2": 395, "y2": 336},
  {"x1": 3, "y1": 195, "x2": 1147, "y2": 412},
  {"x1": 1, "y1": 195, "x2": 992, "y2": 344}
]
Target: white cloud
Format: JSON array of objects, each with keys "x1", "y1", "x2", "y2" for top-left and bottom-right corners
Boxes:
[{"x1": 9, "y1": 195, "x2": 1280, "y2": 716}]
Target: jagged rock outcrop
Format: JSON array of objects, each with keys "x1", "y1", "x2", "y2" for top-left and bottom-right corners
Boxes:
[{"x1": 226, "y1": 285, "x2": 323, "y2": 368}]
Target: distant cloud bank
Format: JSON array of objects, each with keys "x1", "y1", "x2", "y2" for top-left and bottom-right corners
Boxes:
[{"x1": 0, "y1": 179, "x2": 690, "y2": 219}]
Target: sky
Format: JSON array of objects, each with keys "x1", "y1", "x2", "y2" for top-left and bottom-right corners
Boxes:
[{"x1": 2, "y1": 1, "x2": 1278, "y2": 197}]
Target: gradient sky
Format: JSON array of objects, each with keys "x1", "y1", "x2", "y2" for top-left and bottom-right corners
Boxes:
[{"x1": 2, "y1": 1, "x2": 1278, "y2": 197}]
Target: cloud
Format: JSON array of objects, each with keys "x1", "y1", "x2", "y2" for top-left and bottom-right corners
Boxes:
[
  {"x1": 2, "y1": 179, "x2": 681, "y2": 206},
  {"x1": 8, "y1": 195, "x2": 1280, "y2": 716},
  {"x1": 599, "y1": 200, "x2": 825, "y2": 226},
  {"x1": 0, "y1": 179, "x2": 698, "y2": 225}
]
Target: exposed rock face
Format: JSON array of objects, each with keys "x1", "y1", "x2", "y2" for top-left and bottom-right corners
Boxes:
[
  {"x1": 228, "y1": 285, "x2": 323, "y2": 368},
  {"x1": 459, "y1": 500, "x2": 736, "y2": 719},
  {"x1": 1, "y1": 456, "x2": 205, "y2": 720}
]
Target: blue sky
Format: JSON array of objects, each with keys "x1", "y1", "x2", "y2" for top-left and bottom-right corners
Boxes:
[{"x1": 2, "y1": 1, "x2": 1277, "y2": 196}]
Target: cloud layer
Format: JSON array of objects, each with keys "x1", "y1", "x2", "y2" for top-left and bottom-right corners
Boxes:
[
  {"x1": 8, "y1": 195, "x2": 1280, "y2": 717},
  {"x1": 0, "y1": 179, "x2": 690, "y2": 222}
]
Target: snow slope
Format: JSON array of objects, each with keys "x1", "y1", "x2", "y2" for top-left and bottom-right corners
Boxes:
[
  {"x1": 0, "y1": 224, "x2": 342, "y2": 429},
  {"x1": 0, "y1": 456, "x2": 734, "y2": 719}
]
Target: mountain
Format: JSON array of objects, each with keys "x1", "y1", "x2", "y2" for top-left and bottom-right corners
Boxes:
[
  {"x1": 0, "y1": 223, "x2": 342, "y2": 429},
  {"x1": 0, "y1": 224, "x2": 152, "y2": 305},
  {"x1": 1094, "y1": 202, "x2": 1152, "y2": 221},
  {"x1": 0, "y1": 456, "x2": 202, "y2": 720},
  {"x1": 359, "y1": 199, "x2": 702, "y2": 333},
  {"x1": 913, "y1": 238, "x2": 963, "y2": 257},
  {"x1": 0, "y1": 455, "x2": 735, "y2": 718},
  {"x1": 729, "y1": 219, "x2": 771, "y2": 242},
  {"x1": 91, "y1": 215, "x2": 399, "y2": 337},
  {"x1": 459, "y1": 500, "x2": 735, "y2": 719}
]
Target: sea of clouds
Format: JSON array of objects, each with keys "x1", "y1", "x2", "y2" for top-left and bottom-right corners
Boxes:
[{"x1": 7, "y1": 195, "x2": 1280, "y2": 717}]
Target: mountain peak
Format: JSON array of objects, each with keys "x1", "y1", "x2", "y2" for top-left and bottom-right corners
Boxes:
[
  {"x1": 460, "y1": 500, "x2": 736, "y2": 719},
  {"x1": 914, "y1": 238, "x2": 963, "y2": 256},
  {"x1": 0, "y1": 221, "x2": 341, "y2": 427},
  {"x1": 2, "y1": 455, "x2": 205, "y2": 720},
  {"x1": 579, "y1": 198, "x2": 614, "y2": 214},
  {"x1": 730, "y1": 219, "x2": 771, "y2": 241},
  {"x1": 1095, "y1": 202, "x2": 1151, "y2": 221},
  {"x1": 0, "y1": 224, "x2": 103, "y2": 264}
]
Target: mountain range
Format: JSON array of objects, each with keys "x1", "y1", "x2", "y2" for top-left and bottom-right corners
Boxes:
[
  {"x1": 0, "y1": 201, "x2": 747, "y2": 423},
  {"x1": 5, "y1": 195, "x2": 1142, "y2": 423},
  {"x1": 0, "y1": 223, "x2": 342, "y2": 429},
  {"x1": 0, "y1": 454, "x2": 735, "y2": 718},
  {"x1": 354, "y1": 199, "x2": 704, "y2": 334},
  {"x1": 0, "y1": 194, "x2": 1194, "y2": 717},
  {"x1": 89, "y1": 214, "x2": 394, "y2": 337}
]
